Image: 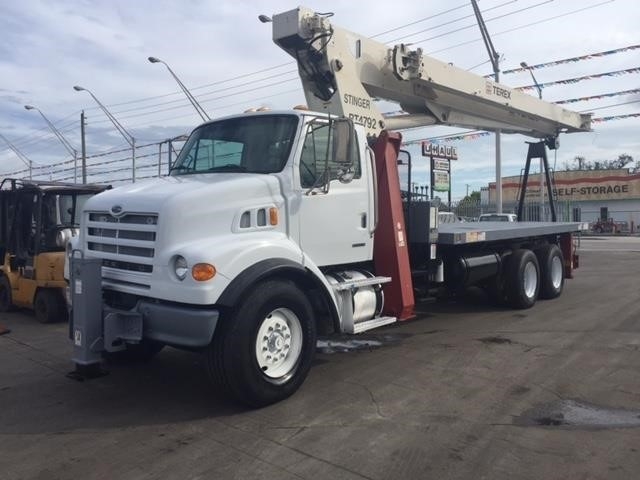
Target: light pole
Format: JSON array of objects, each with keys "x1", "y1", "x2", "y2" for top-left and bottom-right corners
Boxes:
[
  {"x1": 0, "y1": 133, "x2": 33, "y2": 179},
  {"x1": 73, "y1": 85, "x2": 137, "y2": 182},
  {"x1": 520, "y1": 62, "x2": 543, "y2": 99},
  {"x1": 25, "y1": 105, "x2": 79, "y2": 183},
  {"x1": 520, "y1": 61, "x2": 545, "y2": 220},
  {"x1": 471, "y1": 0, "x2": 503, "y2": 214},
  {"x1": 148, "y1": 56, "x2": 210, "y2": 122}
]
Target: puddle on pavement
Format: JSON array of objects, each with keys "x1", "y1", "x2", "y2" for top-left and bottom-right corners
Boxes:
[
  {"x1": 515, "y1": 399, "x2": 640, "y2": 429},
  {"x1": 316, "y1": 333, "x2": 407, "y2": 354},
  {"x1": 478, "y1": 336, "x2": 513, "y2": 345}
]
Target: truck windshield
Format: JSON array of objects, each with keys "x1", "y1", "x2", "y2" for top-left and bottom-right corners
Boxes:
[{"x1": 170, "y1": 114, "x2": 298, "y2": 175}]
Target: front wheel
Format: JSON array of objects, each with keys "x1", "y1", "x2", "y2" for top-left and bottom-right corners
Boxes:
[{"x1": 206, "y1": 280, "x2": 316, "y2": 407}]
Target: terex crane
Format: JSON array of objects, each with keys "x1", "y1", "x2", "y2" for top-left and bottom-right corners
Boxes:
[{"x1": 68, "y1": 7, "x2": 591, "y2": 406}]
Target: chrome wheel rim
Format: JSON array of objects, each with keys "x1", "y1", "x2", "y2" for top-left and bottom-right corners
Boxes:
[
  {"x1": 523, "y1": 261, "x2": 538, "y2": 299},
  {"x1": 255, "y1": 308, "x2": 303, "y2": 380},
  {"x1": 550, "y1": 255, "x2": 563, "y2": 289}
]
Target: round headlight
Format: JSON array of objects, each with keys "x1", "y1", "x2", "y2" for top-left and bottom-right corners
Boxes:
[{"x1": 174, "y1": 255, "x2": 188, "y2": 280}]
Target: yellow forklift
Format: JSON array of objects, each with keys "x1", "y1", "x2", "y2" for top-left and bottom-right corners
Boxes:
[{"x1": 0, "y1": 178, "x2": 108, "y2": 323}]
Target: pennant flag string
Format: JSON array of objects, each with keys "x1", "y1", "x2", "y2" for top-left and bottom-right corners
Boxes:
[
  {"x1": 402, "y1": 113, "x2": 639, "y2": 145},
  {"x1": 555, "y1": 88, "x2": 640, "y2": 104},
  {"x1": 515, "y1": 67, "x2": 640, "y2": 91},
  {"x1": 501, "y1": 44, "x2": 640, "y2": 74}
]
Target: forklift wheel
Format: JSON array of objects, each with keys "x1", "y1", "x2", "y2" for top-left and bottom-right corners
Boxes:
[
  {"x1": 34, "y1": 289, "x2": 67, "y2": 323},
  {"x1": 0, "y1": 276, "x2": 14, "y2": 312}
]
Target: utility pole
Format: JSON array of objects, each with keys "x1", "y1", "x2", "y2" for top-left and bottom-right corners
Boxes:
[
  {"x1": 471, "y1": 0, "x2": 502, "y2": 213},
  {"x1": 80, "y1": 111, "x2": 87, "y2": 183}
]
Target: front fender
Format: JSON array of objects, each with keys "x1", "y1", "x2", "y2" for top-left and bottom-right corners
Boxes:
[{"x1": 150, "y1": 232, "x2": 305, "y2": 305}]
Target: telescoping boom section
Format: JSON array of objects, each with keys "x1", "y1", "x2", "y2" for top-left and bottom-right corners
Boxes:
[{"x1": 271, "y1": 7, "x2": 591, "y2": 138}]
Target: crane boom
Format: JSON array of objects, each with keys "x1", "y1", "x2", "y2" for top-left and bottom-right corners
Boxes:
[{"x1": 271, "y1": 7, "x2": 591, "y2": 138}]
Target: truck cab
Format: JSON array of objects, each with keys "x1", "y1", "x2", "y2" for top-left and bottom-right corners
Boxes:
[{"x1": 71, "y1": 110, "x2": 387, "y2": 405}]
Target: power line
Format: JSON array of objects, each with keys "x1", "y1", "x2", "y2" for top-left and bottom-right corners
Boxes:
[
  {"x1": 385, "y1": 0, "x2": 520, "y2": 43},
  {"x1": 403, "y1": 0, "x2": 554, "y2": 45},
  {"x1": 426, "y1": 0, "x2": 615, "y2": 56}
]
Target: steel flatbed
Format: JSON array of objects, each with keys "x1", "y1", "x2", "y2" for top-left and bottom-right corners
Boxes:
[{"x1": 437, "y1": 221, "x2": 585, "y2": 245}]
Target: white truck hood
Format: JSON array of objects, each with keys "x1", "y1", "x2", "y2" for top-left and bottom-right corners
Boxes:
[{"x1": 83, "y1": 173, "x2": 285, "y2": 252}]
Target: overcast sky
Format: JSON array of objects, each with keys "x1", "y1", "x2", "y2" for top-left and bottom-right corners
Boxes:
[{"x1": 0, "y1": 0, "x2": 638, "y2": 197}]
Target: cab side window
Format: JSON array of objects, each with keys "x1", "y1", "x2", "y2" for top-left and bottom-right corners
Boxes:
[{"x1": 299, "y1": 123, "x2": 361, "y2": 188}]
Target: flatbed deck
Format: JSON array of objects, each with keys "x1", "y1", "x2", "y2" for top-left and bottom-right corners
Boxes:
[{"x1": 437, "y1": 221, "x2": 584, "y2": 245}]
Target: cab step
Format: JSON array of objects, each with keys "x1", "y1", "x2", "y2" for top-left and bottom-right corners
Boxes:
[{"x1": 352, "y1": 316, "x2": 396, "y2": 333}]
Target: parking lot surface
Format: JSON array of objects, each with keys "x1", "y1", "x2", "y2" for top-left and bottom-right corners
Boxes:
[{"x1": 1, "y1": 237, "x2": 639, "y2": 480}]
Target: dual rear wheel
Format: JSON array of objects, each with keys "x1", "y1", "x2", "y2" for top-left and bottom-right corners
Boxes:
[{"x1": 488, "y1": 244, "x2": 564, "y2": 309}]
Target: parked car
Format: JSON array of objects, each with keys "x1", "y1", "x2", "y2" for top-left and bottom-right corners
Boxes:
[{"x1": 478, "y1": 213, "x2": 518, "y2": 222}]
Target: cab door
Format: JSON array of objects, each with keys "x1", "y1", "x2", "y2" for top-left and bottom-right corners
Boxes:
[{"x1": 296, "y1": 120, "x2": 373, "y2": 267}]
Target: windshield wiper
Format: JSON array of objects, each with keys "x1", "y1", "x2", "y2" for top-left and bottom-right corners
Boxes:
[
  {"x1": 169, "y1": 165, "x2": 193, "y2": 173},
  {"x1": 204, "y1": 164, "x2": 247, "y2": 173}
]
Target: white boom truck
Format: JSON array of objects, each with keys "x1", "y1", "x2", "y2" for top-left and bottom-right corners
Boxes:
[{"x1": 69, "y1": 7, "x2": 591, "y2": 406}]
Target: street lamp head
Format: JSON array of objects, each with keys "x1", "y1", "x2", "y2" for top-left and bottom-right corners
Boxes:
[
  {"x1": 24, "y1": 105, "x2": 36, "y2": 111},
  {"x1": 148, "y1": 56, "x2": 162, "y2": 64},
  {"x1": 73, "y1": 85, "x2": 85, "y2": 92},
  {"x1": 258, "y1": 14, "x2": 272, "y2": 23},
  {"x1": 520, "y1": 61, "x2": 529, "y2": 69}
]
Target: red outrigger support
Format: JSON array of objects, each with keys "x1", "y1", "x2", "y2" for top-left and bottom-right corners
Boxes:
[{"x1": 371, "y1": 131, "x2": 415, "y2": 321}]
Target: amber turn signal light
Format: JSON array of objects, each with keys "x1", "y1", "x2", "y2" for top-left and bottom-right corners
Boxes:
[{"x1": 192, "y1": 263, "x2": 216, "y2": 281}]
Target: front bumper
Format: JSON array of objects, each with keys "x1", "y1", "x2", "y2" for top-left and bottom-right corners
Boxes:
[{"x1": 70, "y1": 256, "x2": 219, "y2": 366}]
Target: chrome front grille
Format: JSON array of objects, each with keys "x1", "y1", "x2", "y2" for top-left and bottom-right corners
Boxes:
[{"x1": 85, "y1": 211, "x2": 158, "y2": 283}]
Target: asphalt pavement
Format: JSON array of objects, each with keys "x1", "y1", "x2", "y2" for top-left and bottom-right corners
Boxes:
[{"x1": 1, "y1": 236, "x2": 639, "y2": 480}]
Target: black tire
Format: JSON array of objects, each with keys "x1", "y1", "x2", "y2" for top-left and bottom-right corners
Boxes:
[
  {"x1": 34, "y1": 289, "x2": 67, "y2": 323},
  {"x1": 536, "y1": 244, "x2": 565, "y2": 300},
  {"x1": 206, "y1": 279, "x2": 317, "y2": 407},
  {"x1": 103, "y1": 340, "x2": 164, "y2": 364},
  {"x1": 0, "y1": 275, "x2": 14, "y2": 312},
  {"x1": 504, "y1": 249, "x2": 540, "y2": 309}
]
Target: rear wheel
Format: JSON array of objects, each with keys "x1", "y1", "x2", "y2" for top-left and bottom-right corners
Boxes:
[
  {"x1": 536, "y1": 244, "x2": 565, "y2": 299},
  {"x1": 34, "y1": 289, "x2": 67, "y2": 323},
  {"x1": 206, "y1": 279, "x2": 316, "y2": 407},
  {"x1": 505, "y1": 249, "x2": 540, "y2": 309},
  {"x1": 0, "y1": 275, "x2": 13, "y2": 312}
]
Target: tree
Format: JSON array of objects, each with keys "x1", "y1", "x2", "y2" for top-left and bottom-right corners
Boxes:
[{"x1": 564, "y1": 154, "x2": 634, "y2": 171}]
